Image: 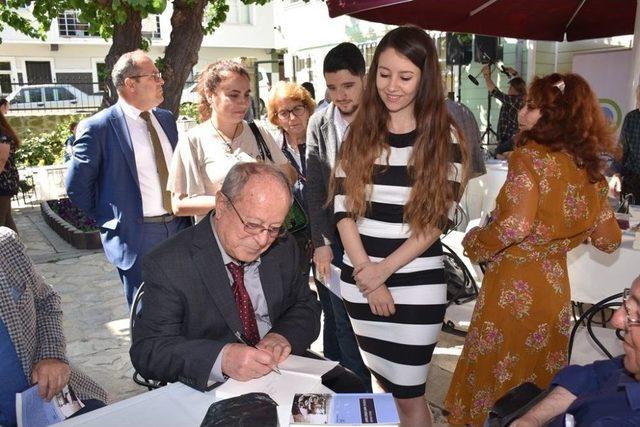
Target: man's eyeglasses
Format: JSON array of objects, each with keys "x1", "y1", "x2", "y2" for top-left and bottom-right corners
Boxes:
[
  {"x1": 623, "y1": 287, "x2": 640, "y2": 327},
  {"x1": 276, "y1": 105, "x2": 306, "y2": 120},
  {"x1": 221, "y1": 192, "x2": 286, "y2": 238},
  {"x1": 130, "y1": 72, "x2": 163, "y2": 82}
]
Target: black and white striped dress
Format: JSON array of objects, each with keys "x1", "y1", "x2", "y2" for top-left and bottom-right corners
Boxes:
[{"x1": 334, "y1": 129, "x2": 463, "y2": 398}]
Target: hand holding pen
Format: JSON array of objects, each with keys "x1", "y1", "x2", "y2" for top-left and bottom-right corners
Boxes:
[{"x1": 234, "y1": 331, "x2": 282, "y2": 375}]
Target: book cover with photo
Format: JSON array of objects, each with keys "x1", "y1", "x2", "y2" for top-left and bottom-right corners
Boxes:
[
  {"x1": 290, "y1": 393, "x2": 399, "y2": 425},
  {"x1": 17, "y1": 385, "x2": 84, "y2": 427}
]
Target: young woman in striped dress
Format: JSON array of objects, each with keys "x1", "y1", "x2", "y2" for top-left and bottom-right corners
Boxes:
[{"x1": 332, "y1": 25, "x2": 467, "y2": 426}]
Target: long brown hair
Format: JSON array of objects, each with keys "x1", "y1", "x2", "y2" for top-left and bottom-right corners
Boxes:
[
  {"x1": 0, "y1": 111, "x2": 20, "y2": 148},
  {"x1": 333, "y1": 25, "x2": 467, "y2": 234},
  {"x1": 517, "y1": 73, "x2": 619, "y2": 182}
]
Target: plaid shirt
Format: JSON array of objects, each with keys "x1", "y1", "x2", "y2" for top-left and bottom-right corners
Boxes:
[
  {"x1": 492, "y1": 88, "x2": 524, "y2": 154},
  {"x1": 619, "y1": 109, "x2": 640, "y2": 175}
]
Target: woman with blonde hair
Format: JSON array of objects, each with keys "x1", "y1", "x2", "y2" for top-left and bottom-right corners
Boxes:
[
  {"x1": 445, "y1": 73, "x2": 622, "y2": 425},
  {"x1": 267, "y1": 81, "x2": 316, "y2": 271},
  {"x1": 168, "y1": 60, "x2": 295, "y2": 222},
  {"x1": 332, "y1": 26, "x2": 467, "y2": 426}
]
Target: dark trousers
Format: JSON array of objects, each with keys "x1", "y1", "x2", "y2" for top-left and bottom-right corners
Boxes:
[
  {"x1": 117, "y1": 217, "x2": 190, "y2": 308},
  {"x1": 327, "y1": 237, "x2": 372, "y2": 393},
  {"x1": 622, "y1": 171, "x2": 640, "y2": 203},
  {"x1": 0, "y1": 196, "x2": 17, "y2": 233},
  {"x1": 315, "y1": 275, "x2": 340, "y2": 361}
]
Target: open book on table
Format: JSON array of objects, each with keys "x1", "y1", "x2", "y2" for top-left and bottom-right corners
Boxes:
[
  {"x1": 16, "y1": 385, "x2": 84, "y2": 427},
  {"x1": 214, "y1": 355, "x2": 338, "y2": 425}
]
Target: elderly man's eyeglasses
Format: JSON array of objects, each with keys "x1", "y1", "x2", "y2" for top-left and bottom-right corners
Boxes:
[
  {"x1": 221, "y1": 192, "x2": 286, "y2": 238},
  {"x1": 623, "y1": 287, "x2": 640, "y2": 327},
  {"x1": 277, "y1": 105, "x2": 306, "y2": 120},
  {"x1": 130, "y1": 72, "x2": 163, "y2": 82}
]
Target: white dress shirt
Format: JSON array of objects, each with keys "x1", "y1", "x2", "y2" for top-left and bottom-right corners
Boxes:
[
  {"x1": 118, "y1": 99, "x2": 173, "y2": 216},
  {"x1": 333, "y1": 106, "x2": 350, "y2": 149}
]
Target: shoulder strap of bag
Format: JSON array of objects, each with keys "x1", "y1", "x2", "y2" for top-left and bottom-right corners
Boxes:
[{"x1": 248, "y1": 121, "x2": 274, "y2": 163}]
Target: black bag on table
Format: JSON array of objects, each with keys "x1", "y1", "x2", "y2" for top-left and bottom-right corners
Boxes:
[{"x1": 200, "y1": 392, "x2": 278, "y2": 427}]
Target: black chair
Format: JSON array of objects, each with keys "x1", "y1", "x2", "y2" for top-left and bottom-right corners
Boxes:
[
  {"x1": 442, "y1": 241, "x2": 479, "y2": 306},
  {"x1": 486, "y1": 382, "x2": 549, "y2": 427},
  {"x1": 129, "y1": 283, "x2": 166, "y2": 391},
  {"x1": 567, "y1": 291, "x2": 624, "y2": 363}
]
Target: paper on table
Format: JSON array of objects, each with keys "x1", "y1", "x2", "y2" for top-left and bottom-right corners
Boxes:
[
  {"x1": 214, "y1": 357, "x2": 334, "y2": 427},
  {"x1": 279, "y1": 354, "x2": 338, "y2": 377}
]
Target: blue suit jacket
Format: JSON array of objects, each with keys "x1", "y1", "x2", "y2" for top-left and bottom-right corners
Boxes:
[{"x1": 65, "y1": 103, "x2": 178, "y2": 270}]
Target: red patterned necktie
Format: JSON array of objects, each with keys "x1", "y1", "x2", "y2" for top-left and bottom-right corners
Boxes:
[{"x1": 226, "y1": 262, "x2": 260, "y2": 346}]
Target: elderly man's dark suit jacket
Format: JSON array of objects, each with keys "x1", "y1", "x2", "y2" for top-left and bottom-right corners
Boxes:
[{"x1": 130, "y1": 214, "x2": 321, "y2": 391}]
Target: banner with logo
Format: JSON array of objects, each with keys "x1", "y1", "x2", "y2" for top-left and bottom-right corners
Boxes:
[{"x1": 573, "y1": 49, "x2": 632, "y2": 132}]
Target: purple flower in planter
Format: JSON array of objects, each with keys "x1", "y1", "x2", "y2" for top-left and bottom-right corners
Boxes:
[{"x1": 48, "y1": 198, "x2": 98, "y2": 232}]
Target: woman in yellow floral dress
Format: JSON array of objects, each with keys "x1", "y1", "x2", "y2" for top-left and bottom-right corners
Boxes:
[{"x1": 444, "y1": 73, "x2": 622, "y2": 425}]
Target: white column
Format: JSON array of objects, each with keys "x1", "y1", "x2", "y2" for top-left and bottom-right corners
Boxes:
[
  {"x1": 628, "y1": 0, "x2": 640, "y2": 113},
  {"x1": 526, "y1": 40, "x2": 537, "y2": 82}
]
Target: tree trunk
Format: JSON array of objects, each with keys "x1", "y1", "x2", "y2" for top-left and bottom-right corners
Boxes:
[
  {"x1": 159, "y1": 0, "x2": 207, "y2": 116},
  {"x1": 101, "y1": 10, "x2": 143, "y2": 108}
]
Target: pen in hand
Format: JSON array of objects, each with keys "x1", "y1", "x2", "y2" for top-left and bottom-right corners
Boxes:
[{"x1": 233, "y1": 331, "x2": 282, "y2": 375}]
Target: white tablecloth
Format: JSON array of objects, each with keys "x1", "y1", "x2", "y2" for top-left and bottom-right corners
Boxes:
[
  {"x1": 568, "y1": 231, "x2": 638, "y2": 304},
  {"x1": 56, "y1": 356, "x2": 338, "y2": 427}
]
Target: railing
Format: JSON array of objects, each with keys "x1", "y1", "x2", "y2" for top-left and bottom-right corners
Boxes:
[
  {"x1": 2, "y1": 78, "x2": 104, "y2": 115},
  {"x1": 2, "y1": 78, "x2": 199, "y2": 115}
]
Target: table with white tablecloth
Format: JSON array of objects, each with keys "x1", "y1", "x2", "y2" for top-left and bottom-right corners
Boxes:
[
  {"x1": 55, "y1": 355, "x2": 370, "y2": 427},
  {"x1": 568, "y1": 231, "x2": 639, "y2": 304}
]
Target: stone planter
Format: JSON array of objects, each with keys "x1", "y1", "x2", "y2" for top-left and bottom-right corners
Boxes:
[{"x1": 40, "y1": 201, "x2": 102, "y2": 250}]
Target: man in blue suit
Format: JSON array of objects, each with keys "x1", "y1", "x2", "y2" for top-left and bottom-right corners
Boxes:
[{"x1": 66, "y1": 50, "x2": 190, "y2": 307}]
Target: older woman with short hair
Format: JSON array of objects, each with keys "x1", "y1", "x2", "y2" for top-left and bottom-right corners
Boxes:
[{"x1": 266, "y1": 81, "x2": 316, "y2": 275}]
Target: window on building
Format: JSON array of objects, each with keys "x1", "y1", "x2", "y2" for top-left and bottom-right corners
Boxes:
[
  {"x1": 141, "y1": 15, "x2": 161, "y2": 39},
  {"x1": 227, "y1": 0, "x2": 251, "y2": 24},
  {"x1": 58, "y1": 10, "x2": 90, "y2": 37},
  {"x1": 0, "y1": 62, "x2": 12, "y2": 95}
]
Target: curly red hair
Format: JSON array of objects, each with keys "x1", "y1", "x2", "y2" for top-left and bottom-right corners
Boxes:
[{"x1": 516, "y1": 73, "x2": 619, "y2": 182}]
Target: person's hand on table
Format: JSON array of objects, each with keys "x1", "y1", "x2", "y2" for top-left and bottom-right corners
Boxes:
[
  {"x1": 257, "y1": 332, "x2": 291, "y2": 364},
  {"x1": 31, "y1": 358, "x2": 71, "y2": 401},
  {"x1": 366, "y1": 285, "x2": 396, "y2": 317},
  {"x1": 353, "y1": 261, "x2": 392, "y2": 296},
  {"x1": 221, "y1": 343, "x2": 277, "y2": 381},
  {"x1": 313, "y1": 245, "x2": 333, "y2": 279}
]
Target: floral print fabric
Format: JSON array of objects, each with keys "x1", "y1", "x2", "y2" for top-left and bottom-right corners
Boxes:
[{"x1": 444, "y1": 142, "x2": 621, "y2": 425}]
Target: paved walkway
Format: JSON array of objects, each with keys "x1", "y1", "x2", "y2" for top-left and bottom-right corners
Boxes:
[
  {"x1": 15, "y1": 206, "x2": 464, "y2": 423},
  {"x1": 16, "y1": 208, "x2": 141, "y2": 402}
]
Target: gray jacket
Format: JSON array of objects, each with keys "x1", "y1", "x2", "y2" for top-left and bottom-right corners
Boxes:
[
  {"x1": 305, "y1": 104, "x2": 340, "y2": 249},
  {"x1": 0, "y1": 227, "x2": 108, "y2": 404}
]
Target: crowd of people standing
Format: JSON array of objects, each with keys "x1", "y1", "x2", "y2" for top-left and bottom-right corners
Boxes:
[{"x1": 1, "y1": 22, "x2": 636, "y2": 427}]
